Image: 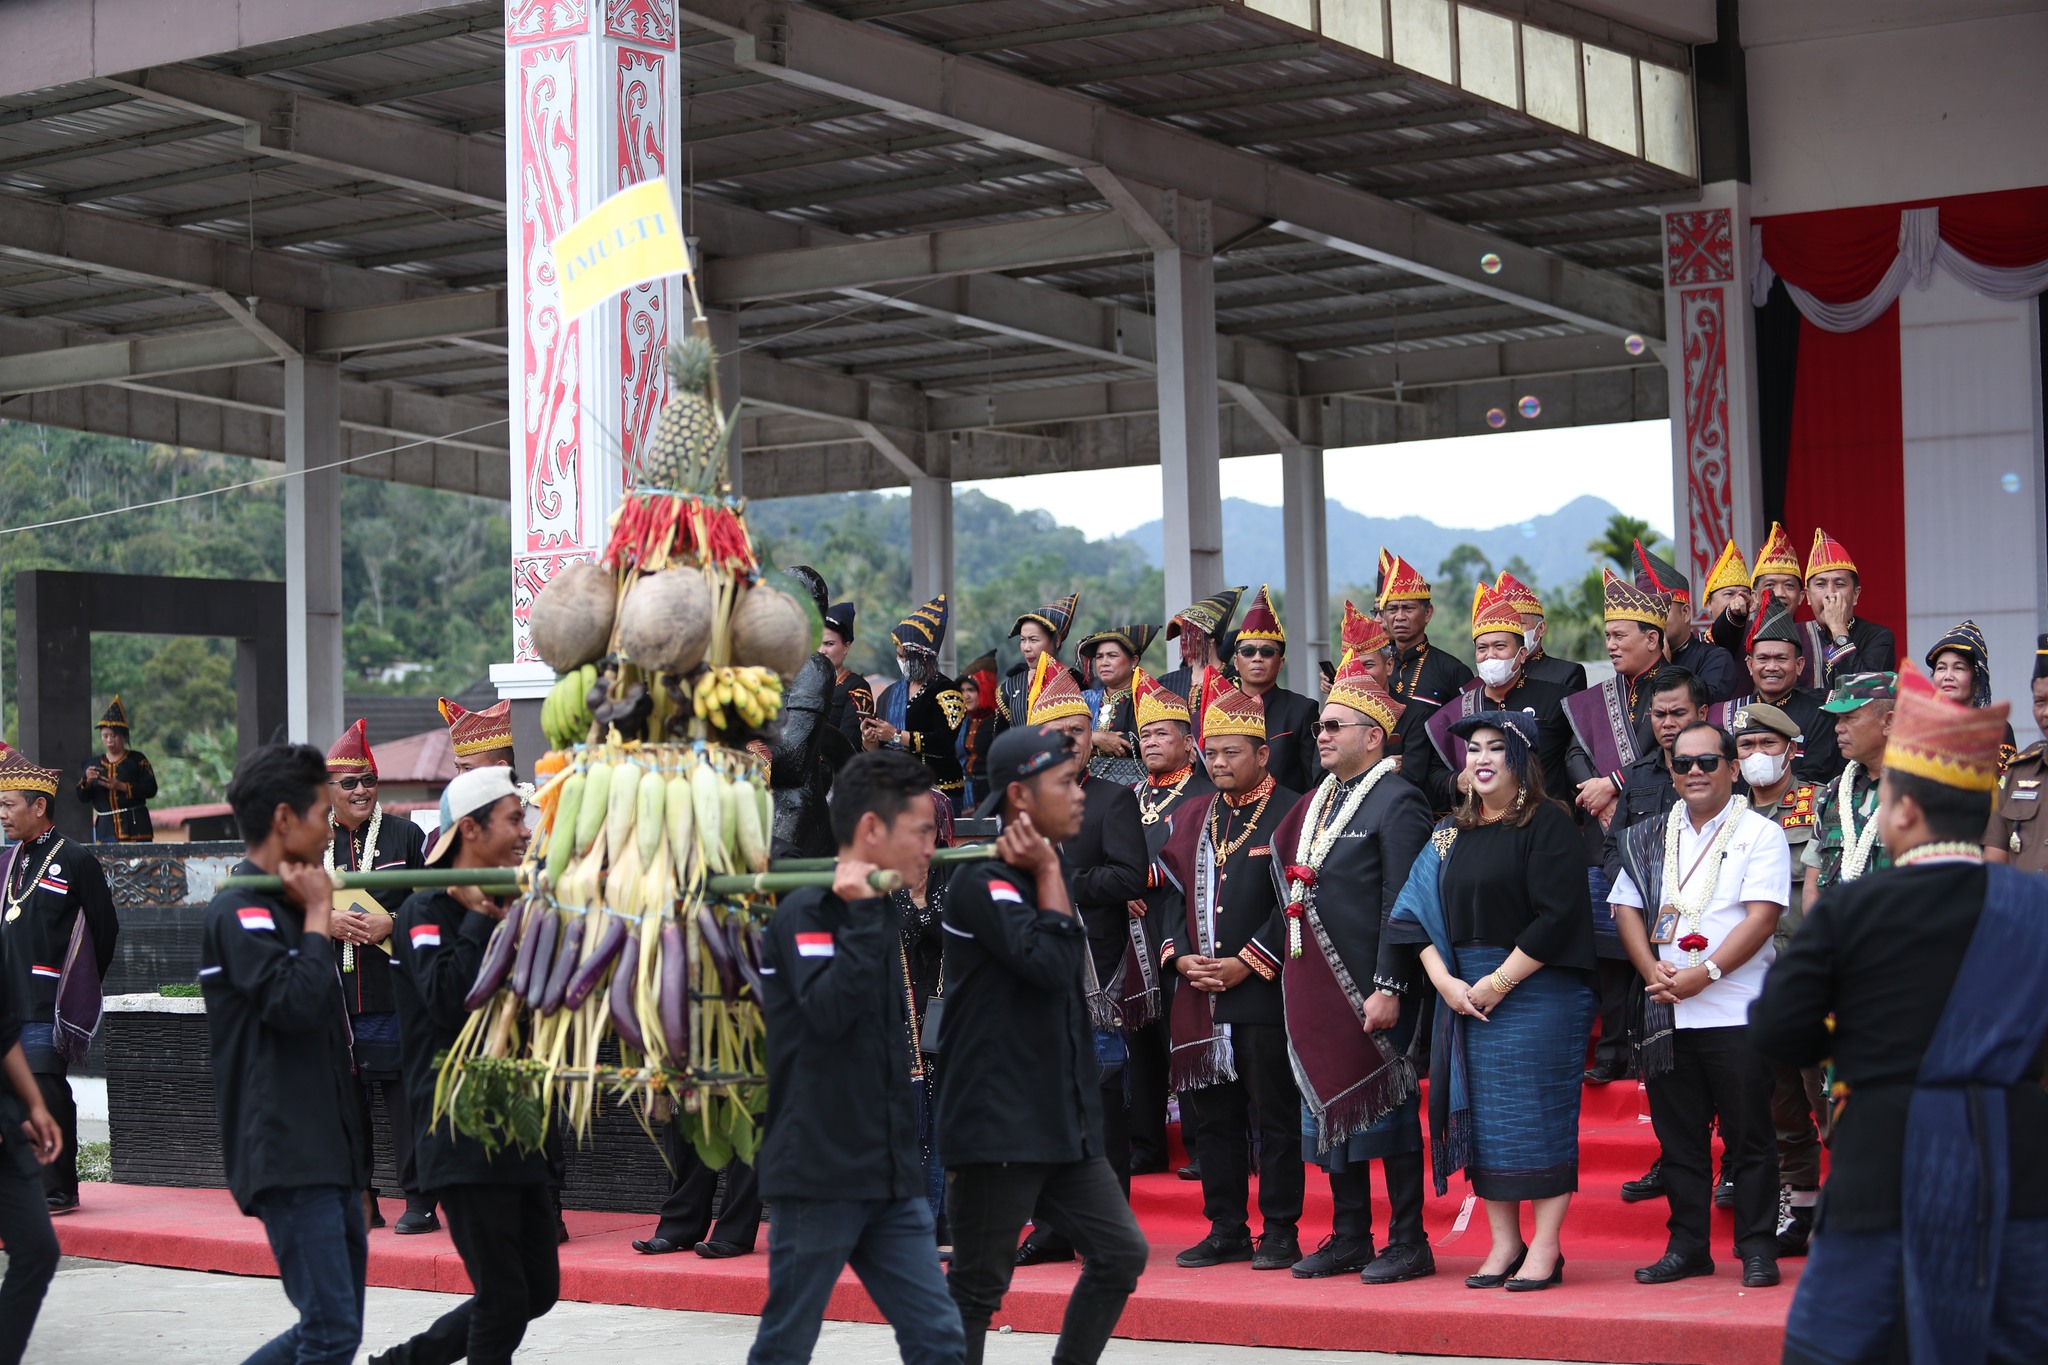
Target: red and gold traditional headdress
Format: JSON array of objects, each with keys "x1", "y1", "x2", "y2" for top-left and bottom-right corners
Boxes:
[
  {"x1": 1235, "y1": 584, "x2": 1285, "y2": 645},
  {"x1": 1470, "y1": 581, "x2": 1525, "y2": 641},
  {"x1": 1337, "y1": 600, "x2": 1388, "y2": 669},
  {"x1": 1326, "y1": 659, "x2": 1401, "y2": 733},
  {"x1": 1132, "y1": 668, "x2": 1191, "y2": 730},
  {"x1": 1024, "y1": 649, "x2": 1090, "y2": 727},
  {"x1": 1753, "y1": 522, "x2": 1801, "y2": 582},
  {"x1": 440, "y1": 697, "x2": 514, "y2": 759},
  {"x1": 326, "y1": 719, "x2": 376, "y2": 774},
  {"x1": 1603, "y1": 566, "x2": 1669, "y2": 630},
  {"x1": 1201, "y1": 685, "x2": 1267, "y2": 741},
  {"x1": 1805, "y1": 526, "x2": 1857, "y2": 581},
  {"x1": 1375, "y1": 550, "x2": 1431, "y2": 607},
  {"x1": 0, "y1": 748, "x2": 60, "y2": 797},
  {"x1": 1703, "y1": 540, "x2": 1751, "y2": 600},
  {"x1": 1493, "y1": 570, "x2": 1543, "y2": 619}
]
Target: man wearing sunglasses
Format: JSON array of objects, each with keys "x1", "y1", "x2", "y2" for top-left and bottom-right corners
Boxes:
[
  {"x1": 1610, "y1": 722, "x2": 1788, "y2": 1290},
  {"x1": 1227, "y1": 586, "x2": 1322, "y2": 795},
  {"x1": 323, "y1": 721, "x2": 429, "y2": 1235}
]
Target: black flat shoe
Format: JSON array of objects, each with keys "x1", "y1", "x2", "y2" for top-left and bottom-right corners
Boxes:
[
  {"x1": 1176, "y1": 1162, "x2": 1202, "y2": 1182},
  {"x1": 1175, "y1": 1232, "x2": 1254, "y2": 1268},
  {"x1": 394, "y1": 1207, "x2": 439, "y2": 1235},
  {"x1": 1360, "y1": 1242, "x2": 1436, "y2": 1285},
  {"x1": 633, "y1": 1237, "x2": 686, "y2": 1255},
  {"x1": 695, "y1": 1240, "x2": 753, "y2": 1259},
  {"x1": 1506, "y1": 1254, "x2": 1563, "y2": 1292},
  {"x1": 1635, "y1": 1250, "x2": 1715, "y2": 1284},
  {"x1": 1464, "y1": 1245, "x2": 1528, "y2": 1288},
  {"x1": 1741, "y1": 1255, "x2": 1781, "y2": 1287},
  {"x1": 45, "y1": 1196, "x2": 79, "y2": 1218},
  {"x1": 1015, "y1": 1240, "x2": 1075, "y2": 1266},
  {"x1": 1584, "y1": 1060, "x2": 1630, "y2": 1084},
  {"x1": 1251, "y1": 1232, "x2": 1301, "y2": 1271},
  {"x1": 1292, "y1": 1234, "x2": 1374, "y2": 1279}
]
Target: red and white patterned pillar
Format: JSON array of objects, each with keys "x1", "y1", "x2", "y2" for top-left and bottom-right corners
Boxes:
[
  {"x1": 501, "y1": 0, "x2": 678, "y2": 672},
  {"x1": 1662, "y1": 182, "x2": 1764, "y2": 598}
]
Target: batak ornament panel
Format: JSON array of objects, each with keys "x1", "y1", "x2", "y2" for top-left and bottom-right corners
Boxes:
[
  {"x1": 514, "y1": 552, "x2": 594, "y2": 662},
  {"x1": 1665, "y1": 209, "x2": 1734, "y2": 287},
  {"x1": 618, "y1": 45, "x2": 669, "y2": 481},
  {"x1": 519, "y1": 41, "x2": 583, "y2": 556},
  {"x1": 1680, "y1": 286, "x2": 1732, "y2": 589},
  {"x1": 603, "y1": 0, "x2": 676, "y2": 42},
  {"x1": 508, "y1": 0, "x2": 591, "y2": 43},
  {"x1": 102, "y1": 856, "x2": 188, "y2": 908}
]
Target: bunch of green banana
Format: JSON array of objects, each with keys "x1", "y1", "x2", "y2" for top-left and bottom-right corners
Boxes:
[
  {"x1": 540, "y1": 664, "x2": 600, "y2": 749},
  {"x1": 692, "y1": 665, "x2": 784, "y2": 732}
]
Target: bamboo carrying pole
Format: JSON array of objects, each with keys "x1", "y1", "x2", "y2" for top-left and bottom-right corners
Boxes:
[{"x1": 210, "y1": 857, "x2": 1005, "y2": 897}]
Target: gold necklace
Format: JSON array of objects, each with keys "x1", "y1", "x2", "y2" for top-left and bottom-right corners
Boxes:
[
  {"x1": 3, "y1": 832, "x2": 62, "y2": 923},
  {"x1": 1138, "y1": 764, "x2": 1194, "y2": 825},
  {"x1": 1208, "y1": 777, "x2": 1275, "y2": 862},
  {"x1": 1396, "y1": 642, "x2": 1429, "y2": 697}
]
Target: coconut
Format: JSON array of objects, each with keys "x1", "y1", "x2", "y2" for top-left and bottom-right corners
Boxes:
[
  {"x1": 530, "y1": 560, "x2": 616, "y2": 673},
  {"x1": 730, "y1": 580, "x2": 818, "y2": 678},
  {"x1": 616, "y1": 567, "x2": 715, "y2": 674}
]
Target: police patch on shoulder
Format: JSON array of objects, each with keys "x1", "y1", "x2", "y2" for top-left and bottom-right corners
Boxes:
[{"x1": 937, "y1": 689, "x2": 967, "y2": 729}]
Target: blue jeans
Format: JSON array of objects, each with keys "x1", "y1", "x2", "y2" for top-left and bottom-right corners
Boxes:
[
  {"x1": 747, "y1": 1196, "x2": 964, "y2": 1365},
  {"x1": 244, "y1": 1184, "x2": 367, "y2": 1365}
]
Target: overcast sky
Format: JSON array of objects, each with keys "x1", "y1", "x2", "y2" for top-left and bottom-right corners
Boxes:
[{"x1": 961, "y1": 418, "x2": 1675, "y2": 540}]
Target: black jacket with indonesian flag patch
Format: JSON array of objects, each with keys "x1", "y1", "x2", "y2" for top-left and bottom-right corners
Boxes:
[
  {"x1": 198, "y1": 862, "x2": 367, "y2": 1214},
  {"x1": 0, "y1": 829, "x2": 117, "y2": 1048}
]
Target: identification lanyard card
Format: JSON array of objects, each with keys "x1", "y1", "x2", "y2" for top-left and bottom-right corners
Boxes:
[{"x1": 1649, "y1": 906, "x2": 1680, "y2": 945}]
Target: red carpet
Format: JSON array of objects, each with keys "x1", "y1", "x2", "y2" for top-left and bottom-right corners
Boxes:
[{"x1": 56, "y1": 1082, "x2": 1793, "y2": 1362}]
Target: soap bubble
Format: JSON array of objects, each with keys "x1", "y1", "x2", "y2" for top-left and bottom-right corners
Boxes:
[
  {"x1": 1480, "y1": 253, "x2": 1502, "y2": 275},
  {"x1": 1485, "y1": 408, "x2": 1507, "y2": 429},
  {"x1": 2002, "y1": 472, "x2": 2022, "y2": 494},
  {"x1": 1625, "y1": 334, "x2": 1647, "y2": 356},
  {"x1": 1517, "y1": 395, "x2": 1542, "y2": 419}
]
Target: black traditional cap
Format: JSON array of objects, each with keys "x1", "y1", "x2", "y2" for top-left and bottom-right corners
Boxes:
[
  {"x1": 960, "y1": 647, "x2": 997, "y2": 680},
  {"x1": 972, "y1": 724, "x2": 1081, "y2": 818},
  {"x1": 1631, "y1": 538, "x2": 1690, "y2": 605},
  {"x1": 98, "y1": 695, "x2": 131, "y2": 731},
  {"x1": 785, "y1": 565, "x2": 830, "y2": 620},
  {"x1": 1924, "y1": 619, "x2": 1992, "y2": 709},
  {"x1": 893, "y1": 594, "x2": 948, "y2": 653},
  {"x1": 1166, "y1": 586, "x2": 1246, "y2": 641},
  {"x1": 1747, "y1": 597, "x2": 1802, "y2": 652},
  {"x1": 1077, "y1": 623, "x2": 1159, "y2": 662},
  {"x1": 823, "y1": 602, "x2": 856, "y2": 641},
  {"x1": 1010, "y1": 592, "x2": 1080, "y2": 653}
]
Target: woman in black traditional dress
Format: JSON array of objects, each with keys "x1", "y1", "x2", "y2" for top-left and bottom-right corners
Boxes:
[{"x1": 1412, "y1": 711, "x2": 1596, "y2": 1292}]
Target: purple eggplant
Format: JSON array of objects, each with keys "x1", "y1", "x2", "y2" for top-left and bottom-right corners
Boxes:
[
  {"x1": 564, "y1": 915, "x2": 628, "y2": 1011},
  {"x1": 659, "y1": 922, "x2": 688, "y2": 1057},
  {"x1": 698, "y1": 907, "x2": 740, "y2": 1003},
  {"x1": 508, "y1": 902, "x2": 546, "y2": 1000},
  {"x1": 726, "y1": 918, "x2": 763, "y2": 1001},
  {"x1": 608, "y1": 933, "x2": 645, "y2": 1051},
  {"x1": 463, "y1": 900, "x2": 527, "y2": 1010},
  {"x1": 538, "y1": 916, "x2": 584, "y2": 1015},
  {"x1": 521, "y1": 911, "x2": 560, "y2": 1010}
]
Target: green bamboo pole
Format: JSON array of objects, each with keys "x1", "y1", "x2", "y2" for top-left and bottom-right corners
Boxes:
[
  {"x1": 216, "y1": 865, "x2": 907, "y2": 896},
  {"x1": 769, "y1": 844, "x2": 1000, "y2": 873}
]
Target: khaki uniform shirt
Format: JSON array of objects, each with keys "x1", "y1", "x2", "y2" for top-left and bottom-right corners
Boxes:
[
  {"x1": 1988, "y1": 744, "x2": 2048, "y2": 875},
  {"x1": 1750, "y1": 781, "x2": 1817, "y2": 946}
]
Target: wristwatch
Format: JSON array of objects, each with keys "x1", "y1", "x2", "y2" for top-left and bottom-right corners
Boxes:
[
  {"x1": 1375, "y1": 987, "x2": 1400, "y2": 998},
  {"x1": 1704, "y1": 960, "x2": 1722, "y2": 982},
  {"x1": 1832, "y1": 633, "x2": 1850, "y2": 647}
]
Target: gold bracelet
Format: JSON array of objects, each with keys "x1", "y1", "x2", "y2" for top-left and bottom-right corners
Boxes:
[{"x1": 1492, "y1": 969, "x2": 1518, "y2": 994}]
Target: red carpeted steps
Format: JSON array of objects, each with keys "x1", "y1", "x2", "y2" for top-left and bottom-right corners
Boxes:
[{"x1": 55, "y1": 1079, "x2": 1795, "y2": 1363}]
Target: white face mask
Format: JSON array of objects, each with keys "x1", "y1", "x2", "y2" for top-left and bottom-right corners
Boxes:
[
  {"x1": 1476, "y1": 657, "x2": 1519, "y2": 689},
  {"x1": 1739, "y1": 750, "x2": 1789, "y2": 787},
  {"x1": 897, "y1": 656, "x2": 914, "y2": 678}
]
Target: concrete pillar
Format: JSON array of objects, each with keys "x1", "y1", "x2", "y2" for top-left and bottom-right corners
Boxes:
[
  {"x1": 910, "y1": 474, "x2": 956, "y2": 675},
  {"x1": 285, "y1": 358, "x2": 343, "y2": 746},
  {"x1": 1154, "y1": 229, "x2": 1224, "y2": 622},
  {"x1": 503, "y1": 6, "x2": 678, "y2": 668},
  {"x1": 1281, "y1": 442, "x2": 1329, "y2": 695},
  {"x1": 708, "y1": 308, "x2": 743, "y2": 497}
]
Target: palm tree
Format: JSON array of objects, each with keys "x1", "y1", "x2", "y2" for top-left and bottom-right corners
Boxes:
[{"x1": 1588, "y1": 514, "x2": 1664, "y2": 570}]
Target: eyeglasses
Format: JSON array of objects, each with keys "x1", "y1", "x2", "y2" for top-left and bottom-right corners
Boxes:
[
  {"x1": 1310, "y1": 720, "x2": 1372, "y2": 737},
  {"x1": 1669, "y1": 754, "x2": 1725, "y2": 774},
  {"x1": 330, "y1": 775, "x2": 379, "y2": 791},
  {"x1": 1236, "y1": 644, "x2": 1279, "y2": 659}
]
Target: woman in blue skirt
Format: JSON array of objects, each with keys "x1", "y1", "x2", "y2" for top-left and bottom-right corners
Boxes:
[{"x1": 1403, "y1": 711, "x2": 1597, "y2": 1293}]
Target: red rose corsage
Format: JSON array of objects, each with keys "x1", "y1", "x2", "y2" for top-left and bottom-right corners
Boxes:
[
  {"x1": 1284, "y1": 864, "x2": 1317, "y2": 889},
  {"x1": 1677, "y1": 933, "x2": 1710, "y2": 953}
]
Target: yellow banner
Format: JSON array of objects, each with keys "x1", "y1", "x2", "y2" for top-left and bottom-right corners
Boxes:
[{"x1": 551, "y1": 178, "x2": 691, "y2": 321}]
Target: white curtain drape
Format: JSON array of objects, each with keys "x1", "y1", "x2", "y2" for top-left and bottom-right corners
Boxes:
[{"x1": 1751, "y1": 206, "x2": 2048, "y2": 331}]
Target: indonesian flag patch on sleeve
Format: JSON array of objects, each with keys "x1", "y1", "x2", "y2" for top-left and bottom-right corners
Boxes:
[
  {"x1": 236, "y1": 906, "x2": 277, "y2": 933},
  {"x1": 795, "y1": 932, "x2": 835, "y2": 958},
  {"x1": 987, "y1": 880, "x2": 1024, "y2": 904},
  {"x1": 409, "y1": 923, "x2": 442, "y2": 949}
]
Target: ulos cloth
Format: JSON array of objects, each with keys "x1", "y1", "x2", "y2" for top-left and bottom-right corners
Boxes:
[{"x1": 1609, "y1": 804, "x2": 1790, "y2": 1029}]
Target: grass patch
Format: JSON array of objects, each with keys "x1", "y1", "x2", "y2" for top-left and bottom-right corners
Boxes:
[
  {"x1": 79, "y1": 1140, "x2": 111, "y2": 1183},
  {"x1": 158, "y1": 983, "x2": 202, "y2": 998}
]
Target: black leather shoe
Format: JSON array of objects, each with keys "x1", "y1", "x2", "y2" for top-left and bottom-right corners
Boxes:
[
  {"x1": 1292, "y1": 1234, "x2": 1374, "y2": 1278},
  {"x1": 1635, "y1": 1251, "x2": 1715, "y2": 1284},
  {"x1": 1175, "y1": 1232, "x2": 1254, "y2": 1268},
  {"x1": 1129, "y1": 1155, "x2": 1169, "y2": 1176},
  {"x1": 1715, "y1": 1172, "x2": 1737, "y2": 1209},
  {"x1": 1620, "y1": 1160, "x2": 1665, "y2": 1203},
  {"x1": 1176, "y1": 1161, "x2": 1202, "y2": 1181},
  {"x1": 45, "y1": 1196, "x2": 79, "y2": 1217},
  {"x1": 394, "y1": 1206, "x2": 439, "y2": 1235},
  {"x1": 1776, "y1": 1202, "x2": 1815, "y2": 1257},
  {"x1": 1251, "y1": 1232, "x2": 1301, "y2": 1270},
  {"x1": 633, "y1": 1237, "x2": 686, "y2": 1255},
  {"x1": 1360, "y1": 1241, "x2": 1437, "y2": 1285},
  {"x1": 695, "y1": 1240, "x2": 753, "y2": 1259},
  {"x1": 1464, "y1": 1245, "x2": 1528, "y2": 1289},
  {"x1": 1015, "y1": 1240, "x2": 1075, "y2": 1266},
  {"x1": 368, "y1": 1348, "x2": 409, "y2": 1365},
  {"x1": 557, "y1": 1217, "x2": 570, "y2": 1246},
  {"x1": 1741, "y1": 1255, "x2": 1781, "y2": 1287},
  {"x1": 1584, "y1": 1059, "x2": 1631, "y2": 1084},
  {"x1": 1506, "y1": 1253, "x2": 1564, "y2": 1292}
]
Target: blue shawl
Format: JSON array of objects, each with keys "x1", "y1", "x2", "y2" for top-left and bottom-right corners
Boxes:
[
  {"x1": 1389, "y1": 822, "x2": 1469, "y2": 1195},
  {"x1": 1902, "y1": 863, "x2": 2048, "y2": 1365}
]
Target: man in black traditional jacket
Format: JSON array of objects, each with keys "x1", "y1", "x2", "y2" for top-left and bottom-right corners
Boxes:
[
  {"x1": 0, "y1": 747, "x2": 117, "y2": 1216},
  {"x1": 1160, "y1": 685, "x2": 1304, "y2": 1271},
  {"x1": 863, "y1": 594, "x2": 967, "y2": 803},
  {"x1": 0, "y1": 848, "x2": 64, "y2": 1365},
  {"x1": 1632, "y1": 540, "x2": 1741, "y2": 703},
  {"x1": 1410, "y1": 582, "x2": 1572, "y2": 816},
  {"x1": 1376, "y1": 551, "x2": 1474, "y2": 782},
  {"x1": 1274, "y1": 661, "x2": 1436, "y2": 1284},
  {"x1": 1799, "y1": 528, "x2": 1898, "y2": 693},
  {"x1": 76, "y1": 695, "x2": 156, "y2": 843},
  {"x1": 1015, "y1": 656, "x2": 1150, "y2": 1265},
  {"x1": 820, "y1": 600, "x2": 872, "y2": 744},
  {"x1": 1227, "y1": 586, "x2": 1321, "y2": 794},
  {"x1": 1706, "y1": 599, "x2": 1843, "y2": 784},
  {"x1": 1495, "y1": 571, "x2": 1588, "y2": 694}
]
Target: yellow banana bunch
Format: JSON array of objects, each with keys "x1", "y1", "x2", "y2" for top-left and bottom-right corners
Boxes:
[
  {"x1": 540, "y1": 663, "x2": 600, "y2": 749},
  {"x1": 691, "y1": 666, "x2": 784, "y2": 733}
]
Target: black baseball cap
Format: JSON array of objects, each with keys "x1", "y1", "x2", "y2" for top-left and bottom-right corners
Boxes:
[{"x1": 972, "y1": 724, "x2": 1081, "y2": 818}]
